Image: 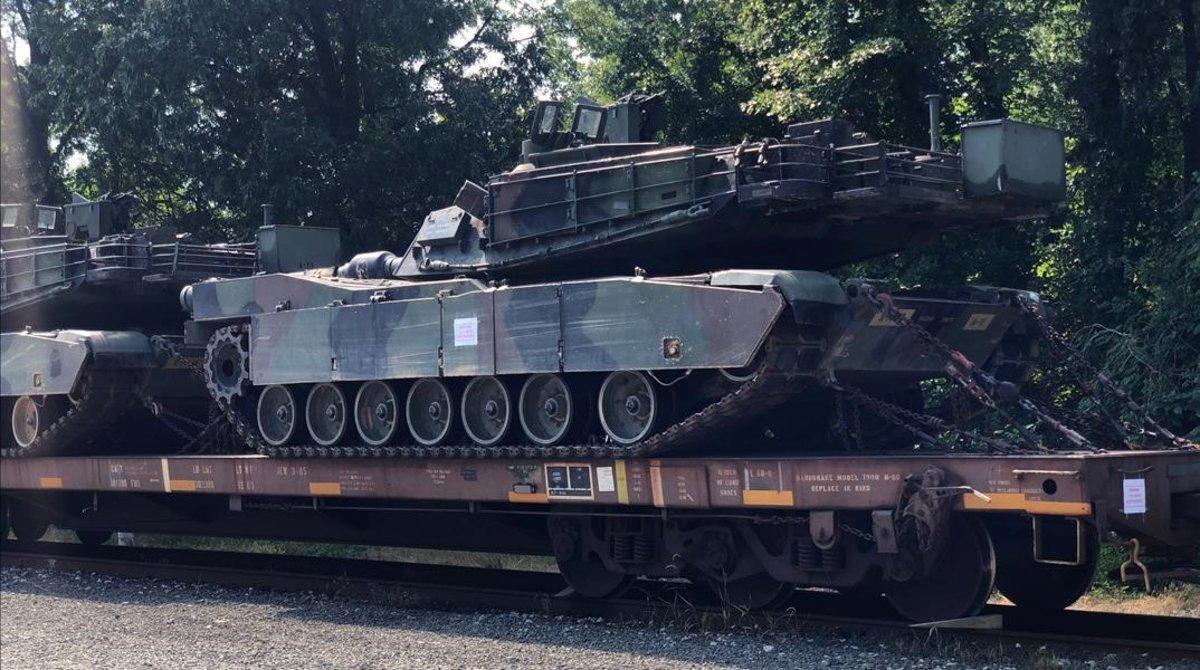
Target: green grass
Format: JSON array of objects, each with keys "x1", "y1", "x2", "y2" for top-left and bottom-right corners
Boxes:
[{"x1": 124, "y1": 533, "x2": 558, "y2": 572}]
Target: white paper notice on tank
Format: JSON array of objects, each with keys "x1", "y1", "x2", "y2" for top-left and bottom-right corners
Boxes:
[
  {"x1": 1122, "y1": 478, "x2": 1147, "y2": 515},
  {"x1": 454, "y1": 318, "x2": 478, "y2": 346}
]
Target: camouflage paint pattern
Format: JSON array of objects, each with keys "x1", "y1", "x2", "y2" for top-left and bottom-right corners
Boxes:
[
  {"x1": 0, "y1": 237, "x2": 87, "y2": 314},
  {"x1": 488, "y1": 146, "x2": 735, "y2": 243},
  {"x1": 256, "y1": 225, "x2": 342, "y2": 274},
  {"x1": 190, "y1": 264, "x2": 1036, "y2": 388},
  {"x1": 821, "y1": 296, "x2": 1022, "y2": 382},
  {"x1": 186, "y1": 272, "x2": 485, "y2": 323},
  {"x1": 0, "y1": 330, "x2": 157, "y2": 397},
  {"x1": 243, "y1": 275, "x2": 787, "y2": 385},
  {"x1": 384, "y1": 115, "x2": 1064, "y2": 282}
]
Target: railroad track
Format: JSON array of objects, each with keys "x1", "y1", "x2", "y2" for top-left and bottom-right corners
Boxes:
[{"x1": 2, "y1": 540, "x2": 1197, "y2": 655}]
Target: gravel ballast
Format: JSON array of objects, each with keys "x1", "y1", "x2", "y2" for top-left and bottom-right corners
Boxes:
[{"x1": 1, "y1": 566, "x2": 1196, "y2": 670}]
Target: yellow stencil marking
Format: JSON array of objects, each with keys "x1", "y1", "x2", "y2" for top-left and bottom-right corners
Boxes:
[
  {"x1": 169, "y1": 479, "x2": 198, "y2": 492},
  {"x1": 615, "y1": 460, "x2": 629, "y2": 505},
  {"x1": 38, "y1": 476, "x2": 63, "y2": 489},
  {"x1": 962, "y1": 492, "x2": 1091, "y2": 516},
  {"x1": 308, "y1": 482, "x2": 342, "y2": 496},
  {"x1": 963, "y1": 313, "x2": 996, "y2": 331},
  {"x1": 507, "y1": 491, "x2": 549, "y2": 504},
  {"x1": 741, "y1": 490, "x2": 795, "y2": 507},
  {"x1": 649, "y1": 463, "x2": 664, "y2": 508},
  {"x1": 161, "y1": 459, "x2": 172, "y2": 492}
]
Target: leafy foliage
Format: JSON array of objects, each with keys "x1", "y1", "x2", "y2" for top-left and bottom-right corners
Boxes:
[
  {"x1": 552, "y1": 0, "x2": 1200, "y2": 435},
  {"x1": 2, "y1": 0, "x2": 546, "y2": 250},
  {"x1": 2, "y1": 0, "x2": 1198, "y2": 433}
]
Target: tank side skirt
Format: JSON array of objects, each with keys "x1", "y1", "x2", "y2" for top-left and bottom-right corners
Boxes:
[{"x1": 247, "y1": 279, "x2": 786, "y2": 385}]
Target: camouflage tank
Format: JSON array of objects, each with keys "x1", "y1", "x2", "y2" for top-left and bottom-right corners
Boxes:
[
  {"x1": 178, "y1": 94, "x2": 1099, "y2": 459},
  {"x1": 1, "y1": 195, "x2": 341, "y2": 456}
]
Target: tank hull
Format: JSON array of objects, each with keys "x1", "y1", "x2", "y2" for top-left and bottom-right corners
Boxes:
[{"x1": 183, "y1": 268, "x2": 1038, "y2": 457}]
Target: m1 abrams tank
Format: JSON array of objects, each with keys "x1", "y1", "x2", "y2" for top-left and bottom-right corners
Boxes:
[
  {"x1": 180, "y1": 94, "x2": 1119, "y2": 459},
  {"x1": 1, "y1": 195, "x2": 341, "y2": 456}
]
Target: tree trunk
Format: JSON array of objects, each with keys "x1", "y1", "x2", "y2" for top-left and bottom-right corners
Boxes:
[
  {"x1": 3, "y1": 0, "x2": 58, "y2": 203},
  {"x1": 1181, "y1": 0, "x2": 1199, "y2": 190}
]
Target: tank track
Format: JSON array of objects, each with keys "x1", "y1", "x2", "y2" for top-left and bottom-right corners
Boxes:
[
  {"x1": 214, "y1": 326, "x2": 809, "y2": 460},
  {"x1": 1, "y1": 370, "x2": 143, "y2": 458}
]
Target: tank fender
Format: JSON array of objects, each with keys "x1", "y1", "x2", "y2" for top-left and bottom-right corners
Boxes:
[
  {"x1": 710, "y1": 269, "x2": 846, "y2": 325},
  {"x1": 0, "y1": 330, "x2": 156, "y2": 397},
  {"x1": 186, "y1": 273, "x2": 378, "y2": 322}
]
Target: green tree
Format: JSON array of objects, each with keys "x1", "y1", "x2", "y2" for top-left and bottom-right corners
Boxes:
[
  {"x1": 550, "y1": 0, "x2": 1199, "y2": 432},
  {"x1": 3, "y1": 0, "x2": 1197, "y2": 431},
  {"x1": 2, "y1": 0, "x2": 549, "y2": 250},
  {"x1": 547, "y1": 0, "x2": 772, "y2": 142}
]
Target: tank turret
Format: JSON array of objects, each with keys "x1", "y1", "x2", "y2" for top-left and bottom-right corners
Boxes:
[{"x1": 376, "y1": 95, "x2": 1063, "y2": 282}]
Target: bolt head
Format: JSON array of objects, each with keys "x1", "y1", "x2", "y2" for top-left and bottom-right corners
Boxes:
[{"x1": 624, "y1": 395, "x2": 642, "y2": 415}]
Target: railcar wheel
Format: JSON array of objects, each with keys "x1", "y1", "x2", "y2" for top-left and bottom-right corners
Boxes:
[
  {"x1": 884, "y1": 514, "x2": 995, "y2": 622},
  {"x1": 549, "y1": 516, "x2": 637, "y2": 598},
  {"x1": 519, "y1": 374, "x2": 577, "y2": 445},
  {"x1": 461, "y1": 377, "x2": 513, "y2": 446},
  {"x1": 354, "y1": 381, "x2": 401, "y2": 446},
  {"x1": 11, "y1": 396, "x2": 46, "y2": 449},
  {"x1": 257, "y1": 385, "x2": 300, "y2": 447},
  {"x1": 406, "y1": 379, "x2": 455, "y2": 446},
  {"x1": 598, "y1": 371, "x2": 659, "y2": 444},
  {"x1": 306, "y1": 383, "x2": 349, "y2": 446},
  {"x1": 695, "y1": 570, "x2": 793, "y2": 611},
  {"x1": 557, "y1": 556, "x2": 637, "y2": 599},
  {"x1": 994, "y1": 521, "x2": 1099, "y2": 611},
  {"x1": 74, "y1": 530, "x2": 113, "y2": 546}
]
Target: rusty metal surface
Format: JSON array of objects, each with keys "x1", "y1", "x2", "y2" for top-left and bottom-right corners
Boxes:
[{"x1": 3, "y1": 450, "x2": 1195, "y2": 523}]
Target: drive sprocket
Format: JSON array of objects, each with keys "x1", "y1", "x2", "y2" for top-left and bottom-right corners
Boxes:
[{"x1": 205, "y1": 326, "x2": 250, "y2": 404}]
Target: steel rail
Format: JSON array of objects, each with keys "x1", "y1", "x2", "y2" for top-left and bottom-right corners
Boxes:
[{"x1": 2, "y1": 541, "x2": 1196, "y2": 655}]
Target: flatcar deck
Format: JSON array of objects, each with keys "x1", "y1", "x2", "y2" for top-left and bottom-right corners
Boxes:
[
  {"x1": 4, "y1": 449, "x2": 1198, "y2": 539},
  {"x1": 4, "y1": 447, "x2": 1198, "y2": 622}
]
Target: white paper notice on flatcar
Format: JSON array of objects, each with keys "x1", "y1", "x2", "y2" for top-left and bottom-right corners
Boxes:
[
  {"x1": 1122, "y1": 478, "x2": 1146, "y2": 514},
  {"x1": 454, "y1": 317, "x2": 478, "y2": 346},
  {"x1": 596, "y1": 466, "x2": 615, "y2": 493}
]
